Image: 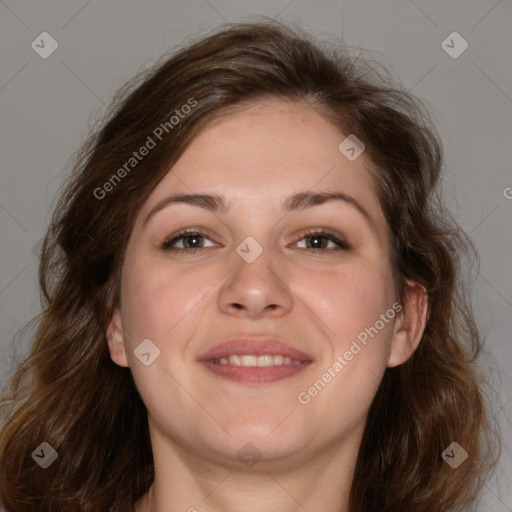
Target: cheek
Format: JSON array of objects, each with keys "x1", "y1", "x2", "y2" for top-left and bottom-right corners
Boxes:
[
  {"x1": 120, "y1": 254, "x2": 203, "y2": 345},
  {"x1": 118, "y1": 258, "x2": 204, "y2": 423},
  {"x1": 295, "y1": 260, "x2": 394, "y2": 350},
  {"x1": 294, "y1": 261, "x2": 396, "y2": 418}
]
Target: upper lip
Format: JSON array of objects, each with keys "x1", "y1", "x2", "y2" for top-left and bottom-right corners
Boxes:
[{"x1": 198, "y1": 337, "x2": 314, "y2": 362}]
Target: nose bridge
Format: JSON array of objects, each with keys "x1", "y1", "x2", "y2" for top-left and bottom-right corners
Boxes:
[{"x1": 217, "y1": 230, "x2": 293, "y2": 317}]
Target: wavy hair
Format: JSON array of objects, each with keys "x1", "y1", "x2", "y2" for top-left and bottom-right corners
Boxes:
[{"x1": 0, "y1": 18, "x2": 497, "y2": 512}]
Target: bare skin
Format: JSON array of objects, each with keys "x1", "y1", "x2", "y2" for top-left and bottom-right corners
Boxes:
[{"x1": 107, "y1": 98, "x2": 428, "y2": 512}]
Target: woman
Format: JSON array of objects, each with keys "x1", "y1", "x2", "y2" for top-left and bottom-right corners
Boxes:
[{"x1": 0, "y1": 19, "x2": 497, "y2": 512}]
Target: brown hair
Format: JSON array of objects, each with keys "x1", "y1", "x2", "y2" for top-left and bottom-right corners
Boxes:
[{"x1": 0, "y1": 18, "x2": 498, "y2": 512}]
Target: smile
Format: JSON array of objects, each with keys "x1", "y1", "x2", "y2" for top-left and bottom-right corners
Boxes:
[
  {"x1": 200, "y1": 356, "x2": 312, "y2": 384},
  {"x1": 198, "y1": 337, "x2": 314, "y2": 383}
]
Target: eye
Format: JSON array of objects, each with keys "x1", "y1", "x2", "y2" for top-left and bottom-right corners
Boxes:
[
  {"x1": 161, "y1": 229, "x2": 217, "y2": 252},
  {"x1": 161, "y1": 228, "x2": 350, "y2": 253},
  {"x1": 293, "y1": 229, "x2": 350, "y2": 252}
]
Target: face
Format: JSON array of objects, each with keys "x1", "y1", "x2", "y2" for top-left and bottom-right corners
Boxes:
[{"x1": 107, "y1": 98, "x2": 425, "y2": 470}]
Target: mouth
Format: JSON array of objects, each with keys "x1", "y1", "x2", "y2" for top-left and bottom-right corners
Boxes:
[{"x1": 197, "y1": 337, "x2": 314, "y2": 384}]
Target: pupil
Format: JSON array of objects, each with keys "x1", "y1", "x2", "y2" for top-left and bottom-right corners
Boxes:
[
  {"x1": 187, "y1": 235, "x2": 202, "y2": 248},
  {"x1": 310, "y1": 236, "x2": 326, "y2": 249}
]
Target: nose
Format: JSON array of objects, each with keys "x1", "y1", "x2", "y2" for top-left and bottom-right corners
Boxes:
[{"x1": 217, "y1": 240, "x2": 294, "y2": 319}]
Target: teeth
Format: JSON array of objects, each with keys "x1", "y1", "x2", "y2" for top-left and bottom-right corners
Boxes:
[
  {"x1": 273, "y1": 355, "x2": 284, "y2": 365},
  {"x1": 242, "y1": 355, "x2": 257, "y2": 366},
  {"x1": 213, "y1": 355, "x2": 303, "y2": 367},
  {"x1": 230, "y1": 355, "x2": 242, "y2": 366}
]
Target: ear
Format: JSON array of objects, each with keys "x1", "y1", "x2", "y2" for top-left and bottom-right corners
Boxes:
[
  {"x1": 387, "y1": 280, "x2": 429, "y2": 368},
  {"x1": 106, "y1": 307, "x2": 129, "y2": 367}
]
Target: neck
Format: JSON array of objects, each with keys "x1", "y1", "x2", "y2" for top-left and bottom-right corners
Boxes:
[{"x1": 134, "y1": 417, "x2": 361, "y2": 512}]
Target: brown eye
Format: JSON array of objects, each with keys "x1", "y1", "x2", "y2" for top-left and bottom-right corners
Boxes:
[
  {"x1": 294, "y1": 229, "x2": 350, "y2": 251},
  {"x1": 162, "y1": 230, "x2": 217, "y2": 251}
]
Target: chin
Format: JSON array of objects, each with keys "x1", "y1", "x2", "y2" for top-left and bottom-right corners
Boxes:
[{"x1": 223, "y1": 417, "x2": 303, "y2": 456}]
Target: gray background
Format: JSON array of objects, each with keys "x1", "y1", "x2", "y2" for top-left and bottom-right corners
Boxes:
[{"x1": 0, "y1": 1, "x2": 510, "y2": 510}]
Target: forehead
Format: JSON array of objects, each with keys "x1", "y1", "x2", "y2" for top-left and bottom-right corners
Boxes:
[
  {"x1": 137, "y1": 98, "x2": 386, "y2": 234},
  {"x1": 174, "y1": 99, "x2": 370, "y2": 188}
]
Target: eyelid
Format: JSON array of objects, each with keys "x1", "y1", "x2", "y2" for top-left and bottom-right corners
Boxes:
[
  {"x1": 161, "y1": 227, "x2": 218, "y2": 250},
  {"x1": 161, "y1": 227, "x2": 350, "y2": 252},
  {"x1": 292, "y1": 227, "x2": 350, "y2": 251}
]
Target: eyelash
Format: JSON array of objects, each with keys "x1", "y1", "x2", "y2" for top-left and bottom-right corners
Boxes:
[{"x1": 161, "y1": 228, "x2": 350, "y2": 253}]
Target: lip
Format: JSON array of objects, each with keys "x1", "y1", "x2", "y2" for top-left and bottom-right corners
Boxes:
[{"x1": 197, "y1": 337, "x2": 314, "y2": 384}]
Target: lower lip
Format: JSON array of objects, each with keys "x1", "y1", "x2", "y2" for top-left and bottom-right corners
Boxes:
[{"x1": 199, "y1": 360, "x2": 312, "y2": 383}]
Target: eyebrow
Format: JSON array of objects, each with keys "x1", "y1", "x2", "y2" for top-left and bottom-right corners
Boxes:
[{"x1": 143, "y1": 191, "x2": 376, "y2": 231}]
